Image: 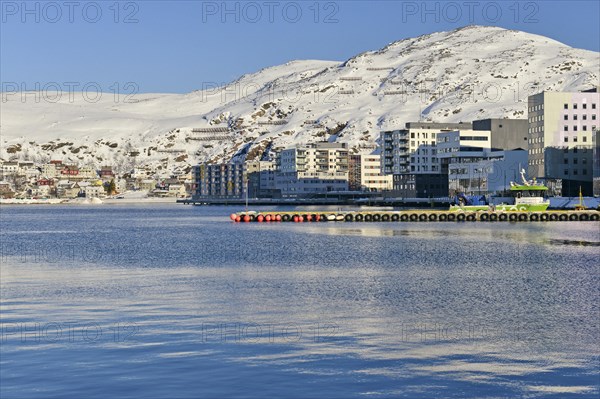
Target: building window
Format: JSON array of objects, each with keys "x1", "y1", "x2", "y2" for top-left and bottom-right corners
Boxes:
[
  {"x1": 574, "y1": 126, "x2": 578, "y2": 131},
  {"x1": 564, "y1": 158, "x2": 568, "y2": 164},
  {"x1": 583, "y1": 115, "x2": 587, "y2": 120},
  {"x1": 592, "y1": 103, "x2": 596, "y2": 109},
  {"x1": 573, "y1": 170, "x2": 578, "y2": 175},
  {"x1": 583, "y1": 104, "x2": 587, "y2": 109},
  {"x1": 574, "y1": 115, "x2": 578, "y2": 120},
  {"x1": 564, "y1": 126, "x2": 568, "y2": 131},
  {"x1": 574, "y1": 136, "x2": 578, "y2": 142},
  {"x1": 583, "y1": 136, "x2": 587, "y2": 142},
  {"x1": 592, "y1": 115, "x2": 597, "y2": 120},
  {"x1": 564, "y1": 115, "x2": 568, "y2": 120},
  {"x1": 564, "y1": 169, "x2": 569, "y2": 176},
  {"x1": 564, "y1": 104, "x2": 568, "y2": 109},
  {"x1": 583, "y1": 125, "x2": 587, "y2": 131},
  {"x1": 573, "y1": 104, "x2": 578, "y2": 109},
  {"x1": 583, "y1": 169, "x2": 587, "y2": 175},
  {"x1": 564, "y1": 137, "x2": 568, "y2": 142}
]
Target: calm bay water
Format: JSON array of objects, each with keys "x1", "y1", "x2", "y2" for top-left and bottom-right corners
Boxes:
[{"x1": 1, "y1": 204, "x2": 599, "y2": 398}]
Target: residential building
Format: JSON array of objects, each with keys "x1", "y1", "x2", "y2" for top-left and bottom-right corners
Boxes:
[
  {"x1": 79, "y1": 167, "x2": 98, "y2": 179},
  {"x1": 1, "y1": 161, "x2": 19, "y2": 178},
  {"x1": 246, "y1": 161, "x2": 277, "y2": 198},
  {"x1": 381, "y1": 122, "x2": 473, "y2": 197},
  {"x1": 18, "y1": 162, "x2": 39, "y2": 179},
  {"x1": 472, "y1": 118, "x2": 529, "y2": 151},
  {"x1": 84, "y1": 185, "x2": 104, "y2": 198},
  {"x1": 41, "y1": 163, "x2": 58, "y2": 178},
  {"x1": 192, "y1": 163, "x2": 245, "y2": 199},
  {"x1": 275, "y1": 143, "x2": 349, "y2": 197},
  {"x1": 381, "y1": 122, "x2": 473, "y2": 175},
  {"x1": 349, "y1": 154, "x2": 392, "y2": 191},
  {"x1": 61, "y1": 165, "x2": 79, "y2": 177},
  {"x1": 528, "y1": 89, "x2": 599, "y2": 196},
  {"x1": 56, "y1": 182, "x2": 81, "y2": 198},
  {"x1": 437, "y1": 130, "x2": 528, "y2": 195}
]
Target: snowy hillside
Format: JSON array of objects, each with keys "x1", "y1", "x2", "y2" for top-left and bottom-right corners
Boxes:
[{"x1": 1, "y1": 25, "x2": 598, "y2": 176}]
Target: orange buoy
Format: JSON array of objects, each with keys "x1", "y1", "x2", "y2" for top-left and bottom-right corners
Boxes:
[
  {"x1": 276, "y1": 215, "x2": 281, "y2": 222},
  {"x1": 298, "y1": 215, "x2": 304, "y2": 223},
  {"x1": 243, "y1": 215, "x2": 250, "y2": 223},
  {"x1": 306, "y1": 215, "x2": 312, "y2": 222},
  {"x1": 257, "y1": 215, "x2": 264, "y2": 223},
  {"x1": 265, "y1": 215, "x2": 271, "y2": 222},
  {"x1": 235, "y1": 216, "x2": 241, "y2": 222},
  {"x1": 230, "y1": 213, "x2": 237, "y2": 221},
  {"x1": 293, "y1": 216, "x2": 299, "y2": 223}
]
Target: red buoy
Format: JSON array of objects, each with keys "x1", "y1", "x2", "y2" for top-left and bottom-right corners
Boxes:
[
  {"x1": 315, "y1": 215, "x2": 320, "y2": 222},
  {"x1": 306, "y1": 215, "x2": 312, "y2": 222},
  {"x1": 235, "y1": 216, "x2": 241, "y2": 222},
  {"x1": 293, "y1": 216, "x2": 299, "y2": 223},
  {"x1": 265, "y1": 215, "x2": 271, "y2": 222},
  {"x1": 298, "y1": 215, "x2": 304, "y2": 223},
  {"x1": 230, "y1": 213, "x2": 237, "y2": 221},
  {"x1": 243, "y1": 215, "x2": 250, "y2": 223},
  {"x1": 257, "y1": 215, "x2": 264, "y2": 223},
  {"x1": 276, "y1": 215, "x2": 281, "y2": 222}
]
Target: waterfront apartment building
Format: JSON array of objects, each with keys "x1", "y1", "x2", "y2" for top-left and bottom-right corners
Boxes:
[
  {"x1": 382, "y1": 119, "x2": 529, "y2": 197},
  {"x1": 348, "y1": 154, "x2": 392, "y2": 191},
  {"x1": 275, "y1": 142, "x2": 349, "y2": 197},
  {"x1": 246, "y1": 160, "x2": 277, "y2": 198},
  {"x1": 381, "y1": 122, "x2": 474, "y2": 175},
  {"x1": 381, "y1": 122, "x2": 474, "y2": 197},
  {"x1": 528, "y1": 89, "x2": 599, "y2": 196},
  {"x1": 437, "y1": 130, "x2": 527, "y2": 195},
  {"x1": 192, "y1": 162, "x2": 245, "y2": 199}
]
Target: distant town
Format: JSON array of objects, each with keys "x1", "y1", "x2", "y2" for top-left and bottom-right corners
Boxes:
[{"x1": 1, "y1": 88, "x2": 599, "y2": 203}]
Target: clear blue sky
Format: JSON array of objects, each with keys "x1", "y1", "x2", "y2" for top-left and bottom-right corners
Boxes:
[{"x1": 1, "y1": 0, "x2": 599, "y2": 93}]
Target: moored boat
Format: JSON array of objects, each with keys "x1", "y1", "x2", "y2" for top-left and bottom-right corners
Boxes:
[{"x1": 450, "y1": 169, "x2": 550, "y2": 212}]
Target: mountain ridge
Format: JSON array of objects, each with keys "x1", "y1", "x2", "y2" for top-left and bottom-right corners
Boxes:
[{"x1": 1, "y1": 25, "x2": 598, "y2": 177}]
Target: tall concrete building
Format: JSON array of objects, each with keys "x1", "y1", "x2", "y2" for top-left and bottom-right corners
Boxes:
[
  {"x1": 528, "y1": 90, "x2": 599, "y2": 196},
  {"x1": 437, "y1": 130, "x2": 527, "y2": 195},
  {"x1": 275, "y1": 142, "x2": 349, "y2": 197},
  {"x1": 246, "y1": 160, "x2": 277, "y2": 198},
  {"x1": 381, "y1": 122, "x2": 474, "y2": 175},
  {"x1": 192, "y1": 162, "x2": 245, "y2": 199},
  {"x1": 472, "y1": 118, "x2": 528, "y2": 151},
  {"x1": 348, "y1": 154, "x2": 392, "y2": 192},
  {"x1": 381, "y1": 122, "x2": 473, "y2": 197}
]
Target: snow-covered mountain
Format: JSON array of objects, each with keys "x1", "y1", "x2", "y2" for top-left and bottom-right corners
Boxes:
[{"x1": 1, "y1": 25, "x2": 598, "y2": 176}]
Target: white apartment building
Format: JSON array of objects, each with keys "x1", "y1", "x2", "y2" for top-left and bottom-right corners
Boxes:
[
  {"x1": 276, "y1": 143, "x2": 349, "y2": 197},
  {"x1": 41, "y1": 163, "x2": 58, "y2": 178},
  {"x1": 437, "y1": 130, "x2": 527, "y2": 194},
  {"x1": 437, "y1": 130, "x2": 495, "y2": 194},
  {"x1": 349, "y1": 154, "x2": 392, "y2": 191},
  {"x1": 1, "y1": 161, "x2": 19, "y2": 177},
  {"x1": 246, "y1": 160, "x2": 277, "y2": 198},
  {"x1": 528, "y1": 89, "x2": 599, "y2": 196},
  {"x1": 381, "y1": 122, "x2": 474, "y2": 175}
]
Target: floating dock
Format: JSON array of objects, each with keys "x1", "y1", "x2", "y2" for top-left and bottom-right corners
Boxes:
[{"x1": 229, "y1": 210, "x2": 600, "y2": 223}]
